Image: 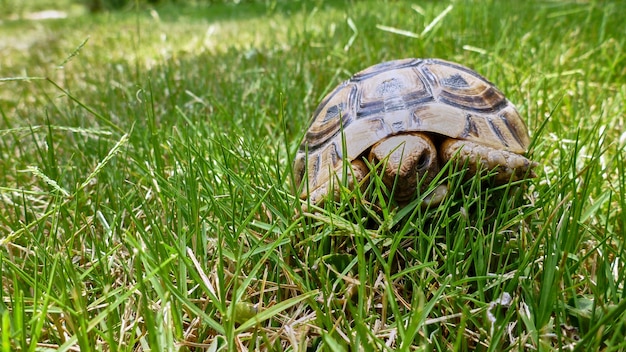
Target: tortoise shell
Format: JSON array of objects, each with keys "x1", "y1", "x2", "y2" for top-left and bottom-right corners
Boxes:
[{"x1": 294, "y1": 58, "x2": 530, "y2": 198}]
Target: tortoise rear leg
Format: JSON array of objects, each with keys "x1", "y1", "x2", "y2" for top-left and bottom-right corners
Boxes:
[
  {"x1": 440, "y1": 139, "x2": 537, "y2": 183},
  {"x1": 306, "y1": 160, "x2": 370, "y2": 206}
]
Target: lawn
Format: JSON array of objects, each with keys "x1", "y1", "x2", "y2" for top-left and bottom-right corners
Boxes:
[{"x1": 1, "y1": 0, "x2": 625, "y2": 350}]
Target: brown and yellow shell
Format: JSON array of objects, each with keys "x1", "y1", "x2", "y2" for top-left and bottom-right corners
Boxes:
[{"x1": 293, "y1": 58, "x2": 531, "y2": 197}]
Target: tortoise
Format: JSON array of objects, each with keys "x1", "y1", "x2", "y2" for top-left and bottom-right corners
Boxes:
[{"x1": 293, "y1": 58, "x2": 536, "y2": 206}]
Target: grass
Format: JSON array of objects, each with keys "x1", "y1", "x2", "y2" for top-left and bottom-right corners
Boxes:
[{"x1": 1, "y1": 0, "x2": 625, "y2": 350}]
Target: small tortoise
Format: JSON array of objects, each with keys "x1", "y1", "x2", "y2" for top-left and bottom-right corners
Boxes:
[{"x1": 294, "y1": 58, "x2": 536, "y2": 206}]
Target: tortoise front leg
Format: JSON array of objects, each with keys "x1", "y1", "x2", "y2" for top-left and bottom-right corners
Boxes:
[
  {"x1": 306, "y1": 160, "x2": 370, "y2": 206},
  {"x1": 440, "y1": 139, "x2": 537, "y2": 183}
]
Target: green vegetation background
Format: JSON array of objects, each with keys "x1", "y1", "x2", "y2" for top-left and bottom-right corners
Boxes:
[{"x1": 1, "y1": 0, "x2": 625, "y2": 351}]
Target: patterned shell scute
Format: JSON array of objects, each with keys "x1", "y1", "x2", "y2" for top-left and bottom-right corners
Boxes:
[{"x1": 294, "y1": 58, "x2": 531, "y2": 195}]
